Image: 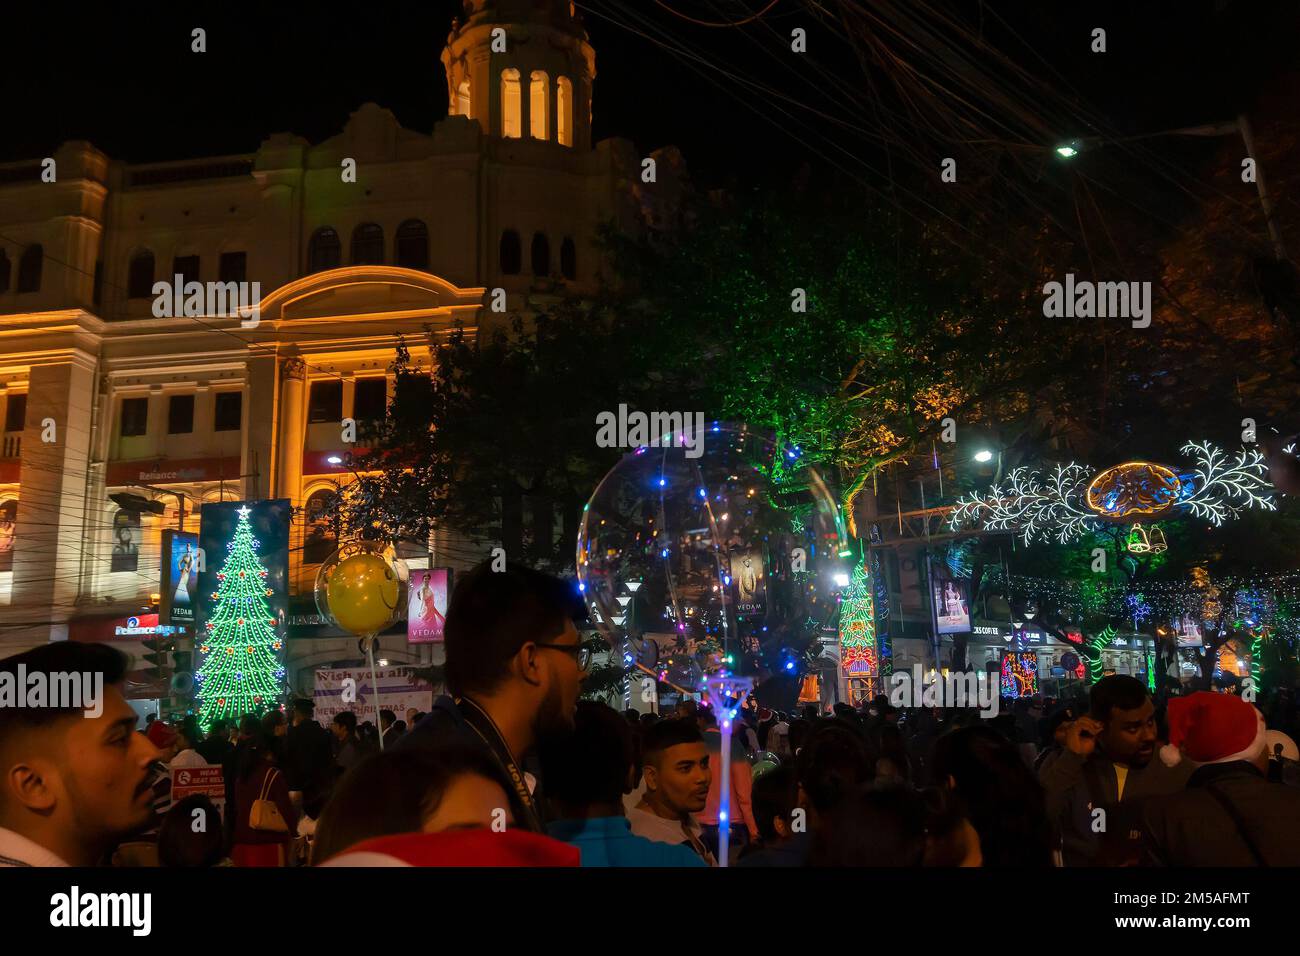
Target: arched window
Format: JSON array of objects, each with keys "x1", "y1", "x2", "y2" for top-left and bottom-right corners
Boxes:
[
  {"x1": 308, "y1": 227, "x2": 341, "y2": 273},
  {"x1": 501, "y1": 69, "x2": 522, "y2": 138},
  {"x1": 500, "y1": 230, "x2": 522, "y2": 275},
  {"x1": 127, "y1": 250, "x2": 154, "y2": 299},
  {"x1": 351, "y1": 223, "x2": 385, "y2": 265},
  {"x1": 455, "y1": 80, "x2": 471, "y2": 118},
  {"x1": 529, "y1": 71, "x2": 549, "y2": 140},
  {"x1": 0, "y1": 250, "x2": 10, "y2": 293},
  {"x1": 16, "y1": 245, "x2": 43, "y2": 294},
  {"x1": 557, "y1": 77, "x2": 574, "y2": 147},
  {"x1": 561, "y1": 237, "x2": 577, "y2": 280},
  {"x1": 395, "y1": 220, "x2": 429, "y2": 271},
  {"x1": 531, "y1": 232, "x2": 550, "y2": 277},
  {"x1": 303, "y1": 489, "x2": 338, "y2": 565}
]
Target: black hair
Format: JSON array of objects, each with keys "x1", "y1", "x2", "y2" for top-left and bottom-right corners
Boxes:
[
  {"x1": 919, "y1": 787, "x2": 974, "y2": 867},
  {"x1": 209, "y1": 718, "x2": 229, "y2": 737},
  {"x1": 930, "y1": 725, "x2": 1052, "y2": 867},
  {"x1": 333, "y1": 711, "x2": 357, "y2": 733},
  {"x1": 640, "y1": 717, "x2": 703, "y2": 766},
  {"x1": 1089, "y1": 675, "x2": 1150, "y2": 723},
  {"x1": 0, "y1": 642, "x2": 127, "y2": 746},
  {"x1": 806, "y1": 786, "x2": 926, "y2": 867},
  {"x1": 176, "y1": 715, "x2": 201, "y2": 750},
  {"x1": 443, "y1": 561, "x2": 587, "y2": 696},
  {"x1": 539, "y1": 700, "x2": 632, "y2": 808},
  {"x1": 158, "y1": 796, "x2": 225, "y2": 867},
  {"x1": 379, "y1": 709, "x2": 396, "y2": 725},
  {"x1": 699, "y1": 708, "x2": 718, "y2": 729},
  {"x1": 292, "y1": 698, "x2": 315, "y2": 719},
  {"x1": 313, "y1": 744, "x2": 512, "y2": 862},
  {"x1": 750, "y1": 764, "x2": 797, "y2": 842},
  {"x1": 795, "y1": 724, "x2": 872, "y2": 815},
  {"x1": 238, "y1": 713, "x2": 261, "y2": 736}
]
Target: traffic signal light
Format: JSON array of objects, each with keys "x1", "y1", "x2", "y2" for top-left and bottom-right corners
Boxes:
[{"x1": 141, "y1": 636, "x2": 176, "y2": 680}]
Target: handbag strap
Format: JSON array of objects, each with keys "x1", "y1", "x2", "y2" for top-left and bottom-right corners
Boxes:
[
  {"x1": 1203, "y1": 782, "x2": 1268, "y2": 866},
  {"x1": 258, "y1": 767, "x2": 279, "y2": 803}
]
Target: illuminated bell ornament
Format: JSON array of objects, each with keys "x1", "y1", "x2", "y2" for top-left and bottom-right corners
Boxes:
[{"x1": 325, "y1": 552, "x2": 400, "y2": 635}]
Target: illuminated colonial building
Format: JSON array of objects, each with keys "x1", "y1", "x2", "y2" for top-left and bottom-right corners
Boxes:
[{"x1": 0, "y1": 0, "x2": 651, "y2": 693}]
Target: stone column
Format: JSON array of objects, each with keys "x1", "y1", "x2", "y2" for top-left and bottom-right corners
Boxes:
[
  {"x1": 10, "y1": 354, "x2": 97, "y2": 636},
  {"x1": 276, "y1": 356, "x2": 306, "y2": 508}
]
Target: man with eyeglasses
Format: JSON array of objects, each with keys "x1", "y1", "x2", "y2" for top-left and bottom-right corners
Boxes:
[{"x1": 397, "y1": 561, "x2": 589, "y2": 833}]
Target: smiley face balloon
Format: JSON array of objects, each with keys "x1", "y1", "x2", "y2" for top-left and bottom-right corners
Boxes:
[{"x1": 323, "y1": 552, "x2": 401, "y2": 636}]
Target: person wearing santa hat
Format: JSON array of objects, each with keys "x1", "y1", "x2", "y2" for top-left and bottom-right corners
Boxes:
[
  {"x1": 1039, "y1": 675, "x2": 1193, "y2": 866},
  {"x1": 1142, "y1": 692, "x2": 1300, "y2": 865}
]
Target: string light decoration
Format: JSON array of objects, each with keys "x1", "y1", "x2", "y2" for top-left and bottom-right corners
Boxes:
[
  {"x1": 1146, "y1": 652, "x2": 1156, "y2": 692},
  {"x1": 195, "y1": 506, "x2": 285, "y2": 727},
  {"x1": 1125, "y1": 524, "x2": 1167, "y2": 554},
  {"x1": 948, "y1": 443, "x2": 1274, "y2": 544},
  {"x1": 1001, "y1": 652, "x2": 1038, "y2": 697},
  {"x1": 1084, "y1": 626, "x2": 1116, "y2": 684},
  {"x1": 838, "y1": 555, "x2": 878, "y2": 679}
]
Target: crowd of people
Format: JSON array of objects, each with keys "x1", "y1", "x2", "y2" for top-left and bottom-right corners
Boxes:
[{"x1": 2, "y1": 560, "x2": 1299, "y2": 868}]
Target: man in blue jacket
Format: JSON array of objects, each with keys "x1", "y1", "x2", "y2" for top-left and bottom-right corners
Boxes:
[{"x1": 540, "y1": 700, "x2": 705, "y2": 867}]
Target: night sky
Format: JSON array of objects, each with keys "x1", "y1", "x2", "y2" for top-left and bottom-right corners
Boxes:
[{"x1": 2, "y1": 1, "x2": 1294, "y2": 188}]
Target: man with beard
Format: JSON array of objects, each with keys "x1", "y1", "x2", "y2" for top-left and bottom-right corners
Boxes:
[
  {"x1": 0, "y1": 643, "x2": 162, "y2": 866},
  {"x1": 1039, "y1": 675, "x2": 1192, "y2": 865},
  {"x1": 397, "y1": 561, "x2": 588, "y2": 832}
]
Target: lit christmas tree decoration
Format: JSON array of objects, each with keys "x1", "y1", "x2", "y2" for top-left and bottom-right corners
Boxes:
[
  {"x1": 838, "y1": 555, "x2": 878, "y2": 682},
  {"x1": 195, "y1": 505, "x2": 285, "y2": 727}
]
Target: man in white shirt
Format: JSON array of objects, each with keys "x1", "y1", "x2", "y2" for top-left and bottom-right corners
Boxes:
[
  {"x1": 0, "y1": 643, "x2": 162, "y2": 866},
  {"x1": 627, "y1": 718, "x2": 715, "y2": 865}
]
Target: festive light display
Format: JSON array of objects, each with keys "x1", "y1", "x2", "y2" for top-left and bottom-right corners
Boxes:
[
  {"x1": 1125, "y1": 524, "x2": 1167, "y2": 554},
  {"x1": 1146, "y1": 653, "x2": 1156, "y2": 692},
  {"x1": 195, "y1": 506, "x2": 285, "y2": 727},
  {"x1": 839, "y1": 556, "x2": 878, "y2": 678},
  {"x1": 1085, "y1": 626, "x2": 1116, "y2": 684},
  {"x1": 948, "y1": 442, "x2": 1274, "y2": 544},
  {"x1": 1001, "y1": 652, "x2": 1038, "y2": 697}
]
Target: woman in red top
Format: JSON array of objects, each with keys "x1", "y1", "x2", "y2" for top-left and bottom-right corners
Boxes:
[{"x1": 230, "y1": 732, "x2": 298, "y2": 867}]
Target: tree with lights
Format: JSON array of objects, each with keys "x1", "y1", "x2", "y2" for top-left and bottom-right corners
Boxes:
[{"x1": 195, "y1": 505, "x2": 285, "y2": 727}]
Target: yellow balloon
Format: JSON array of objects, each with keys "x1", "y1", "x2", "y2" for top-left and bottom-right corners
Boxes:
[{"x1": 327, "y1": 553, "x2": 398, "y2": 635}]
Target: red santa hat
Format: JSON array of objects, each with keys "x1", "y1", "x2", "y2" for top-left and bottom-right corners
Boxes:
[
  {"x1": 1159, "y1": 692, "x2": 1266, "y2": 768},
  {"x1": 146, "y1": 720, "x2": 177, "y2": 750},
  {"x1": 318, "y1": 829, "x2": 581, "y2": 867}
]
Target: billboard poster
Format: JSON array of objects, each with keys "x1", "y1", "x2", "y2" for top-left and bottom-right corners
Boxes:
[
  {"x1": 313, "y1": 666, "x2": 435, "y2": 727},
  {"x1": 160, "y1": 529, "x2": 200, "y2": 625},
  {"x1": 111, "y1": 509, "x2": 141, "y2": 572},
  {"x1": 1172, "y1": 613, "x2": 1204, "y2": 648},
  {"x1": 731, "y1": 547, "x2": 766, "y2": 618},
  {"x1": 0, "y1": 499, "x2": 14, "y2": 572},
  {"x1": 930, "y1": 563, "x2": 972, "y2": 635},
  {"x1": 194, "y1": 500, "x2": 291, "y2": 725},
  {"x1": 407, "y1": 568, "x2": 450, "y2": 643}
]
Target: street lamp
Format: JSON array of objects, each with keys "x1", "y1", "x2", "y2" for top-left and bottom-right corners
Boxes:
[
  {"x1": 973, "y1": 449, "x2": 994, "y2": 463},
  {"x1": 1055, "y1": 140, "x2": 1081, "y2": 158}
]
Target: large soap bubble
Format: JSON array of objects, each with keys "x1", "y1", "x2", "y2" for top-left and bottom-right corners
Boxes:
[{"x1": 576, "y1": 423, "x2": 845, "y2": 703}]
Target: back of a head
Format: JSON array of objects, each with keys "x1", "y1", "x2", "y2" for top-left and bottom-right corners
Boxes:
[
  {"x1": 292, "y1": 698, "x2": 314, "y2": 721},
  {"x1": 796, "y1": 724, "x2": 872, "y2": 816},
  {"x1": 443, "y1": 561, "x2": 586, "y2": 697},
  {"x1": 640, "y1": 717, "x2": 703, "y2": 768},
  {"x1": 807, "y1": 786, "x2": 926, "y2": 866},
  {"x1": 1089, "y1": 675, "x2": 1149, "y2": 723},
  {"x1": 0, "y1": 642, "x2": 128, "y2": 757},
  {"x1": 930, "y1": 725, "x2": 1051, "y2": 867},
  {"x1": 239, "y1": 713, "x2": 261, "y2": 737},
  {"x1": 159, "y1": 796, "x2": 225, "y2": 867},
  {"x1": 314, "y1": 745, "x2": 511, "y2": 862},
  {"x1": 750, "y1": 764, "x2": 798, "y2": 842},
  {"x1": 538, "y1": 700, "x2": 632, "y2": 810},
  {"x1": 334, "y1": 711, "x2": 357, "y2": 735}
]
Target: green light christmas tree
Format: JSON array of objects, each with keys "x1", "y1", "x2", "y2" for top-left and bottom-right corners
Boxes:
[
  {"x1": 838, "y1": 556, "x2": 878, "y2": 681},
  {"x1": 195, "y1": 505, "x2": 285, "y2": 727}
]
